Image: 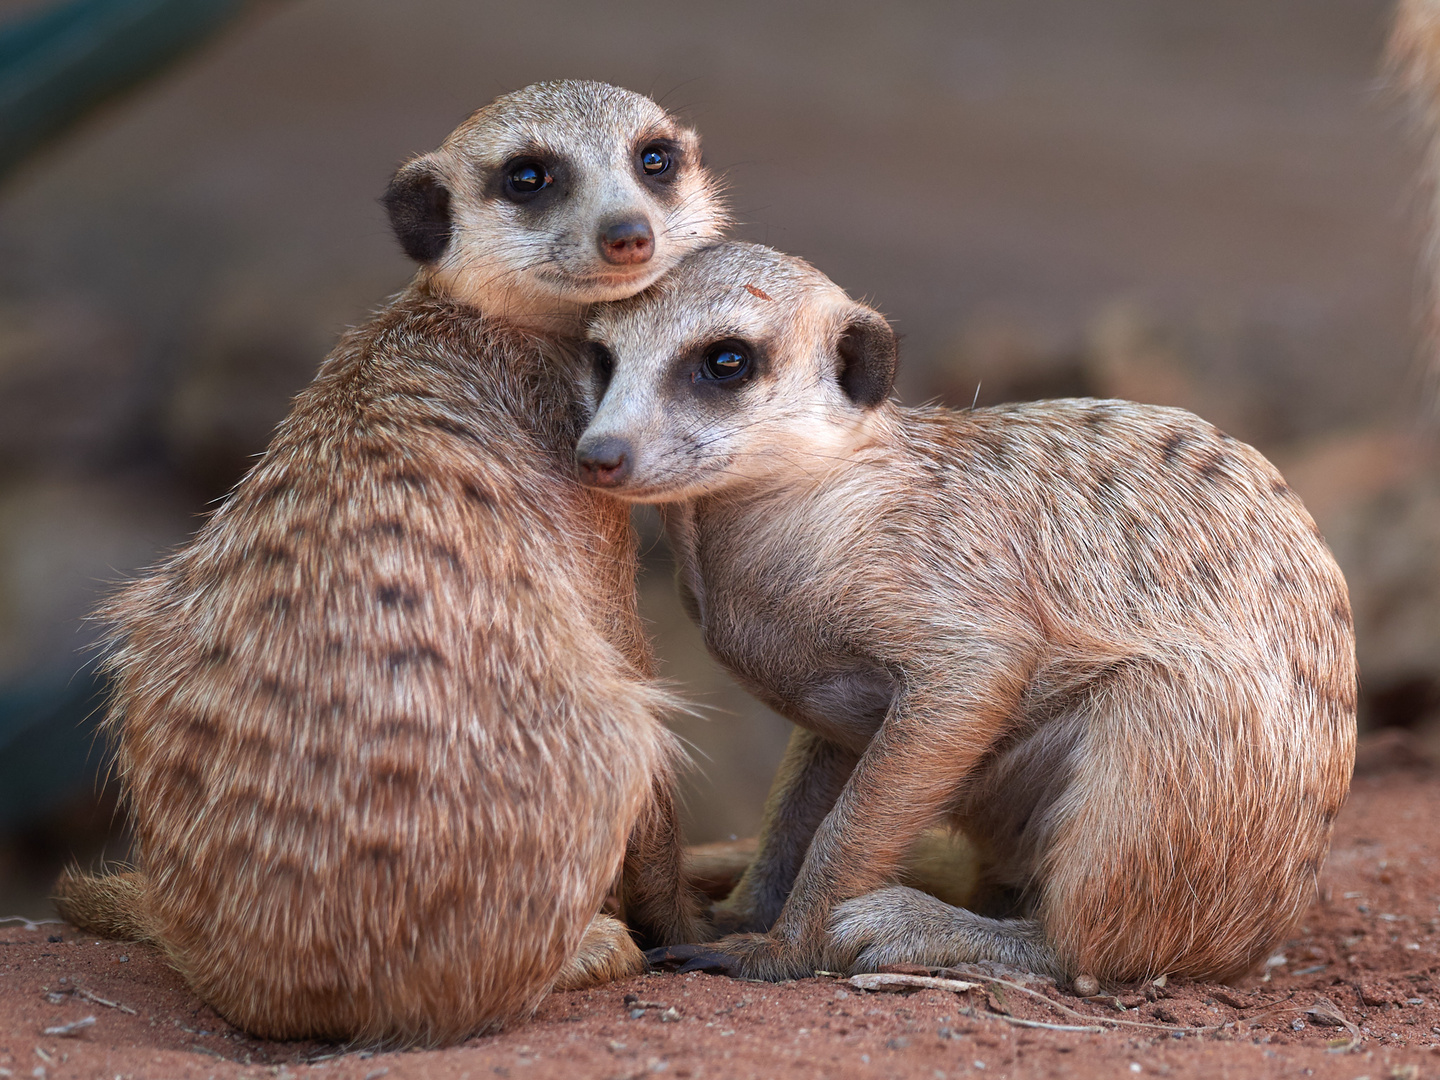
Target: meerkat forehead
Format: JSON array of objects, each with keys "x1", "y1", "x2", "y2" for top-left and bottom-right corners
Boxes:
[
  {"x1": 442, "y1": 81, "x2": 680, "y2": 174},
  {"x1": 589, "y1": 242, "x2": 853, "y2": 354}
]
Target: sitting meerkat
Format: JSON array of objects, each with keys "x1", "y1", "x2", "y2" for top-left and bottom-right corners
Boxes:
[
  {"x1": 52, "y1": 81, "x2": 727, "y2": 1046},
  {"x1": 574, "y1": 241, "x2": 1357, "y2": 987}
]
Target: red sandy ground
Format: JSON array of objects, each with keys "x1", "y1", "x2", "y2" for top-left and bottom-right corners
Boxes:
[{"x1": 3, "y1": 733, "x2": 1439, "y2": 1080}]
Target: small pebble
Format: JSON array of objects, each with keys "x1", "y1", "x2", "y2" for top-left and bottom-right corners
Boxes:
[{"x1": 1072, "y1": 973, "x2": 1100, "y2": 997}]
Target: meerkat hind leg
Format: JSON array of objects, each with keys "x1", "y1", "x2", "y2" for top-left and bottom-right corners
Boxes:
[{"x1": 830, "y1": 885, "x2": 1061, "y2": 977}]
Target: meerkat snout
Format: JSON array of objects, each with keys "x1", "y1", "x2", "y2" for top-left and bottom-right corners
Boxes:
[
  {"x1": 577, "y1": 433, "x2": 635, "y2": 486},
  {"x1": 599, "y1": 217, "x2": 655, "y2": 265}
]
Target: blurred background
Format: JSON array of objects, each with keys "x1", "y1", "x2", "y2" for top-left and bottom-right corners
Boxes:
[{"x1": 0, "y1": 0, "x2": 1436, "y2": 917}]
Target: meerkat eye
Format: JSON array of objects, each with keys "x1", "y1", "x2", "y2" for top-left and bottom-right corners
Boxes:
[
  {"x1": 639, "y1": 144, "x2": 672, "y2": 177},
  {"x1": 699, "y1": 340, "x2": 751, "y2": 382},
  {"x1": 504, "y1": 157, "x2": 554, "y2": 198}
]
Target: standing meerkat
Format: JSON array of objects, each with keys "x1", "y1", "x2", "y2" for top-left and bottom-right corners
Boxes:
[
  {"x1": 574, "y1": 241, "x2": 1357, "y2": 987},
  {"x1": 53, "y1": 80, "x2": 727, "y2": 1046}
]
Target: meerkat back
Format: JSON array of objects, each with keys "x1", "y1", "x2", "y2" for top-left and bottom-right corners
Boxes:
[{"x1": 56, "y1": 81, "x2": 726, "y2": 1046}]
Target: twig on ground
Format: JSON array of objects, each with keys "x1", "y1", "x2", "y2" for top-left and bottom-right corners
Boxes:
[
  {"x1": 0, "y1": 916, "x2": 64, "y2": 931},
  {"x1": 73, "y1": 987, "x2": 138, "y2": 1015},
  {"x1": 42, "y1": 1016, "x2": 95, "y2": 1038},
  {"x1": 849, "y1": 973, "x2": 980, "y2": 994},
  {"x1": 942, "y1": 971, "x2": 1218, "y2": 1034},
  {"x1": 988, "y1": 1014, "x2": 1105, "y2": 1033},
  {"x1": 855, "y1": 969, "x2": 1222, "y2": 1036},
  {"x1": 1305, "y1": 996, "x2": 1363, "y2": 1052}
]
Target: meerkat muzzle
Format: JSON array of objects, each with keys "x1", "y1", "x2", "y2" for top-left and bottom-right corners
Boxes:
[
  {"x1": 576, "y1": 434, "x2": 634, "y2": 487},
  {"x1": 598, "y1": 217, "x2": 655, "y2": 265}
]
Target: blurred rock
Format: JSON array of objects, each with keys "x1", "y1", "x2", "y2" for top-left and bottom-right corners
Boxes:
[
  {"x1": 0, "y1": 475, "x2": 193, "y2": 682},
  {"x1": 928, "y1": 312, "x2": 1091, "y2": 408},
  {"x1": 928, "y1": 299, "x2": 1351, "y2": 449},
  {"x1": 161, "y1": 284, "x2": 358, "y2": 496},
  {"x1": 1275, "y1": 429, "x2": 1440, "y2": 731},
  {"x1": 1083, "y1": 300, "x2": 1212, "y2": 421},
  {"x1": 0, "y1": 297, "x2": 143, "y2": 473}
]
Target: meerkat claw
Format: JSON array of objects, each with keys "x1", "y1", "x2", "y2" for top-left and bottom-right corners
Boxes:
[{"x1": 644, "y1": 944, "x2": 739, "y2": 975}]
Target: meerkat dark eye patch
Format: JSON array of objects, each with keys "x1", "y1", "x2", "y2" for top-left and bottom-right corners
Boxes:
[
  {"x1": 587, "y1": 341, "x2": 616, "y2": 393},
  {"x1": 836, "y1": 309, "x2": 898, "y2": 408},
  {"x1": 382, "y1": 164, "x2": 452, "y2": 264},
  {"x1": 697, "y1": 339, "x2": 752, "y2": 383}
]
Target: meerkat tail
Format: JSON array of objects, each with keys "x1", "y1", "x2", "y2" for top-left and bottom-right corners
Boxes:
[
  {"x1": 552, "y1": 913, "x2": 646, "y2": 991},
  {"x1": 829, "y1": 886, "x2": 1062, "y2": 979},
  {"x1": 52, "y1": 868, "x2": 152, "y2": 942}
]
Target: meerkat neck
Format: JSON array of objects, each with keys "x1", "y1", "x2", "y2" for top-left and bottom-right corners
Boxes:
[{"x1": 417, "y1": 267, "x2": 589, "y2": 335}]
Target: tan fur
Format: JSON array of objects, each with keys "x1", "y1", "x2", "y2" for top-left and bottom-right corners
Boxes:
[
  {"x1": 54, "y1": 82, "x2": 728, "y2": 1046},
  {"x1": 54, "y1": 869, "x2": 150, "y2": 942},
  {"x1": 552, "y1": 913, "x2": 646, "y2": 991},
  {"x1": 579, "y1": 242, "x2": 1357, "y2": 987}
]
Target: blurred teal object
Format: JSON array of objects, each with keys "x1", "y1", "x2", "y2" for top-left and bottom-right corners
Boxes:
[
  {"x1": 0, "y1": 664, "x2": 109, "y2": 826},
  {"x1": 0, "y1": 0, "x2": 250, "y2": 179}
]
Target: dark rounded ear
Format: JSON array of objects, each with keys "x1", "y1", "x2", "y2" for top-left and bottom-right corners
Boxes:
[
  {"x1": 382, "y1": 159, "x2": 452, "y2": 264},
  {"x1": 836, "y1": 307, "x2": 898, "y2": 408}
]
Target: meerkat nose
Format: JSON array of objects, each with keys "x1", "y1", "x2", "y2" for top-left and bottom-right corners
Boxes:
[
  {"x1": 598, "y1": 217, "x2": 655, "y2": 265},
  {"x1": 576, "y1": 435, "x2": 634, "y2": 487}
]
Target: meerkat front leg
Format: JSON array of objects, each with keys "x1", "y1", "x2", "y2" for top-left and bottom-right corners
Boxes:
[
  {"x1": 708, "y1": 728, "x2": 860, "y2": 935},
  {"x1": 651, "y1": 674, "x2": 1025, "y2": 980}
]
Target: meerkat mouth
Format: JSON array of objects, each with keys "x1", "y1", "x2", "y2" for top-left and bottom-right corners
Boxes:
[{"x1": 539, "y1": 264, "x2": 666, "y2": 292}]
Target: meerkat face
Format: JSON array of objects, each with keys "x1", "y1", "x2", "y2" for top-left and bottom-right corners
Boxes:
[
  {"x1": 575, "y1": 242, "x2": 898, "y2": 502},
  {"x1": 382, "y1": 80, "x2": 726, "y2": 327}
]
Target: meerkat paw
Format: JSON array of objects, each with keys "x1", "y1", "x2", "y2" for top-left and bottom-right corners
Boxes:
[
  {"x1": 553, "y1": 914, "x2": 646, "y2": 991},
  {"x1": 830, "y1": 886, "x2": 1059, "y2": 977},
  {"x1": 645, "y1": 932, "x2": 819, "y2": 981}
]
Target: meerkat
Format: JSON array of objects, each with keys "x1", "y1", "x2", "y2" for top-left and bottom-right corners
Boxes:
[
  {"x1": 51, "y1": 80, "x2": 728, "y2": 1046},
  {"x1": 573, "y1": 241, "x2": 1357, "y2": 987}
]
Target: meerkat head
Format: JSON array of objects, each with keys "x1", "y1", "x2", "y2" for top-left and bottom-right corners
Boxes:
[
  {"x1": 575, "y1": 242, "x2": 898, "y2": 502},
  {"x1": 382, "y1": 80, "x2": 727, "y2": 329}
]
